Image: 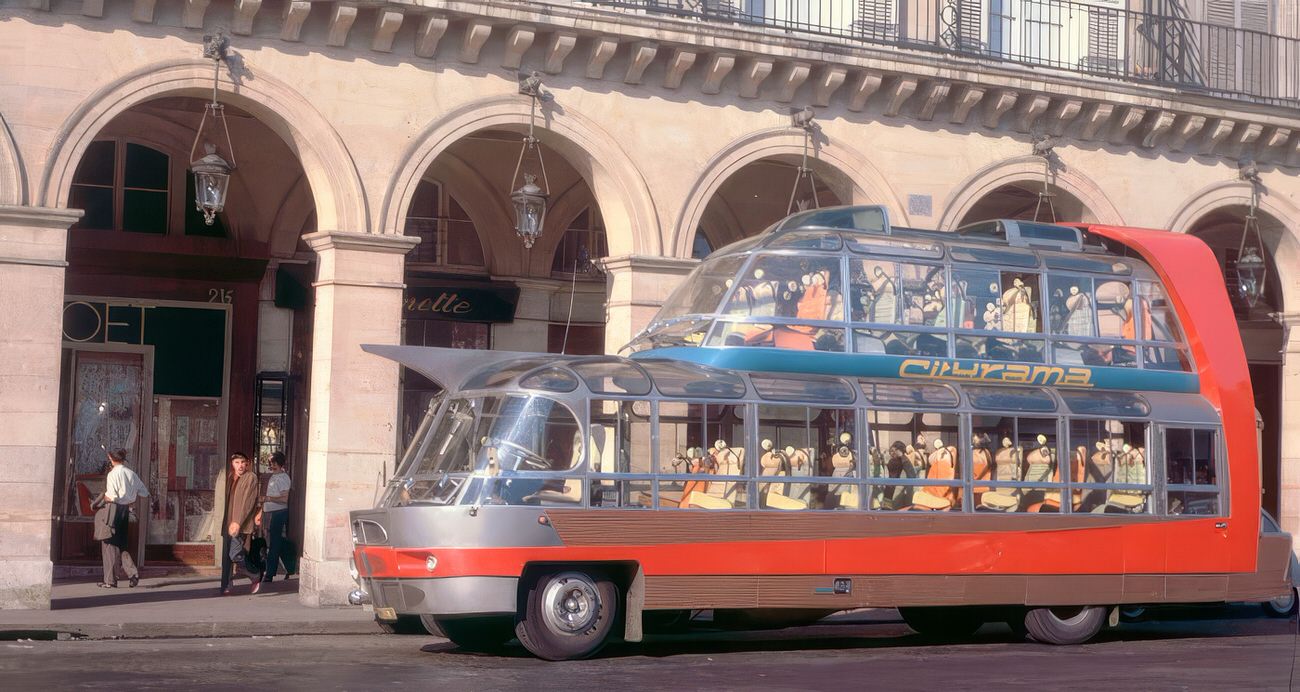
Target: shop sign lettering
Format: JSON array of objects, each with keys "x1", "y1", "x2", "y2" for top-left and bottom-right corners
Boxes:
[{"x1": 403, "y1": 284, "x2": 519, "y2": 323}]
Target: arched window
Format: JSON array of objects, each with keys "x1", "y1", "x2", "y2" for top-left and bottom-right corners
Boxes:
[
  {"x1": 403, "y1": 179, "x2": 486, "y2": 269},
  {"x1": 69, "y1": 139, "x2": 226, "y2": 237},
  {"x1": 551, "y1": 207, "x2": 608, "y2": 278},
  {"x1": 692, "y1": 227, "x2": 715, "y2": 259}
]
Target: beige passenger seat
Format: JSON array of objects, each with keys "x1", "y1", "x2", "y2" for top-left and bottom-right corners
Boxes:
[{"x1": 759, "y1": 439, "x2": 806, "y2": 510}]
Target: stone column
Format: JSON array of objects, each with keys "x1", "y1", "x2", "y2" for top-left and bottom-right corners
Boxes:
[
  {"x1": 0, "y1": 205, "x2": 80, "y2": 609},
  {"x1": 491, "y1": 277, "x2": 558, "y2": 352},
  {"x1": 1278, "y1": 312, "x2": 1300, "y2": 554},
  {"x1": 299, "y1": 231, "x2": 418, "y2": 607},
  {"x1": 600, "y1": 254, "x2": 699, "y2": 356}
]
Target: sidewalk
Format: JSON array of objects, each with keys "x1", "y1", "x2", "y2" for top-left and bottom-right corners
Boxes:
[{"x1": 0, "y1": 576, "x2": 382, "y2": 641}]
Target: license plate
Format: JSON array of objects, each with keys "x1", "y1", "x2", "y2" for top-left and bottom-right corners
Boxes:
[{"x1": 375, "y1": 607, "x2": 397, "y2": 621}]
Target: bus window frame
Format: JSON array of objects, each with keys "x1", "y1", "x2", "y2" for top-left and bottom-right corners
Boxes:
[{"x1": 1158, "y1": 424, "x2": 1227, "y2": 518}]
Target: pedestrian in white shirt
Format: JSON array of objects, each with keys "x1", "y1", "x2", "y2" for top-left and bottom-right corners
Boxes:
[
  {"x1": 259, "y1": 452, "x2": 292, "y2": 584},
  {"x1": 98, "y1": 448, "x2": 149, "y2": 588}
]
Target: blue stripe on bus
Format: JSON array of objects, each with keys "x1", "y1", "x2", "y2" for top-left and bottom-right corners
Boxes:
[{"x1": 632, "y1": 346, "x2": 1200, "y2": 394}]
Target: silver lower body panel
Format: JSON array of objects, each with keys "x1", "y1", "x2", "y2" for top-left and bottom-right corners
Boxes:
[{"x1": 366, "y1": 576, "x2": 519, "y2": 617}]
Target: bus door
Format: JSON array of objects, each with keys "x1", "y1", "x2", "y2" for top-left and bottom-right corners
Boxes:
[{"x1": 1157, "y1": 425, "x2": 1230, "y2": 576}]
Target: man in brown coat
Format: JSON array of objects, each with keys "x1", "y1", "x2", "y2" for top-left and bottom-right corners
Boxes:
[{"x1": 221, "y1": 452, "x2": 262, "y2": 595}]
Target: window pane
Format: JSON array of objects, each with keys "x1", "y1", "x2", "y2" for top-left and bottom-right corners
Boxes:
[
  {"x1": 867, "y1": 410, "x2": 960, "y2": 510},
  {"x1": 950, "y1": 267, "x2": 1000, "y2": 330},
  {"x1": 589, "y1": 400, "x2": 652, "y2": 473},
  {"x1": 642, "y1": 361, "x2": 746, "y2": 399},
  {"x1": 1144, "y1": 347, "x2": 1191, "y2": 372},
  {"x1": 691, "y1": 229, "x2": 714, "y2": 259},
  {"x1": 997, "y1": 271, "x2": 1042, "y2": 333},
  {"x1": 1138, "y1": 281, "x2": 1184, "y2": 343},
  {"x1": 1067, "y1": 418, "x2": 1148, "y2": 513},
  {"x1": 518, "y1": 367, "x2": 579, "y2": 393},
  {"x1": 408, "y1": 180, "x2": 439, "y2": 218},
  {"x1": 1059, "y1": 391, "x2": 1150, "y2": 417},
  {"x1": 1167, "y1": 490, "x2": 1218, "y2": 516},
  {"x1": 850, "y1": 259, "x2": 898, "y2": 324},
  {"x1": 1053, "y1": 342, "x2": 1132, "y2": 367},
  {"x1": 404, "y1": 218, "x2": 439, "y2": 263},
  {"x1": 1095, "y1": 280, "x2": 1132, "y2": 338},
  {"x1": 1048, "y1": 276, "x2": 1096, "y2": 337},
  {"x1": 854, "y1": 329, "x2": 948, "y2": 357},
  {"x1": 72, "y1": 140, "x2": 115, "y2": 186},
  {"x1": 1193, "y1": 429, "x2": 1217, "y2": 485},
  {"x1": 124, "y1": 143, "x2": 169, "y2": 190},
  {"x1": 572, "y1": 361, "x2": 652, "y2": 396},
  {"x1": 69, "y1": 185, "x2": 113, "y2": 230},
  {"x1": 965, "y1": 386, "x2": 1057, "y2": 412},
  {"x1": 655, "y1": 255, "x2": 745, "y2": 321},
  {"x1": 860, "y1": 381, "x2": 958, "y2": 408},
  {"x1": 591, "y1": 479, "x2": 652, "y2": 508},
  {"x1": 752, "y1": 376, "x2": 855, "y2": 404},
  {"x1": 123, "y1": 189, "x2": 167, "y2": 234},
  {"x1": 954, "y1": 334, "x2": 1045, "y2": 362}
]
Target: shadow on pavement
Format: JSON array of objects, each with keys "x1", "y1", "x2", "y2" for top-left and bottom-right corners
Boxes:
[{"x1": 52, "y1": 577, "x2": 298, "y2": 610}]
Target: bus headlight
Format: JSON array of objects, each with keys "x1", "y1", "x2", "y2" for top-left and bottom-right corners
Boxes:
[{"x1": 426, "y1": 555, "x2": 438, "y2": 572}]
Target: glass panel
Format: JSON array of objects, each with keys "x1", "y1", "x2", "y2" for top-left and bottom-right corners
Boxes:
[
  {"x1": 1137, "y1": 281, "x2": 1184, "y2": 343},
  {"x1": 867, "y1": 410, "x2": 960, "y2": 509},
  {"x1": 124, "y1": 143, "x2": 169, "y2": 190},
  {"x1": 845, "y1": 236, "x2": 943, "y2": 259},
  {"x1": 590, "y1": 479, "x2": 653, "y2": 508},
  {"x1": 404, "y1": 218, "x2": 439, "y2": 264},
  {"x1": 860, "y1": 381, "x2": 959, "y2": 408},
  {"x1": 854, "y1": 329, "x2": 948, "y2": 357},
  {"x1": 69, "y1": 185, "x2": 114, "y2": 230},
  {"x1": 73, "y1": 140, "x2": 116, "y2": 186},
  {"x1": 184, "y1": 172, "x2": 227, "y2": 237},
  {"x1": 759, "y1": 482, "x2": 857, "y2": 510},
  {"x1": 778, "y1": 206, "x2": 887, "y2": 234},
  {"x1": 869, "y1": 483, "x2": 959, "y2": 511},
  {"x1": 1048, "y1": 276, "x2": 1096, "y2": 337},
  {"x1": 629, "y1": 319, "x2": 711, "y2": 352},
  {"x1": 1144, "y1": 347, "x2": 1191, "y2": 372},
  {"x1": 1194, "y1": 429, "x2": 1217, "y2": 485},
  {"x1": 588, "y1": 400, "x2": 652, "y2": 474},
  {"x1": 850, "y1": 259, "x2": 899, "y2": 324},
  {"x1": 1165, "y1": 428, "x2": 1195, "y2": 485},
  {"x1": 995, "y1": 271, "x2": 1042, "y2": 333},
  {"x1": 409, "y1": 396, "x2": 581, "y2": 477},
  {"x1": 641, "y1": 361, "x2": 746, "y2": 399},
  {"x1": 655, "y1": 255, "x2": 746, "y2": 321},
  {"x1": 1059, "y1": 391, "x2": 1150, "y2": 417},
  {"x1": 1068, "y1": 418, "x2": 1149, "y2": 512},
  {"x1": 965, "y1": 386, "x2": 1056, "y2": 412},
  {"x1": 657, "y1": 402, "x2": 746, "y2": 475},
  {"x1": 408, "y1": 179, "x2": 439, "y2": 217},
  {"x1": 446, "y1": 219, "x2": 485, "y2": 267},
  {"x1": 657, "y1": 479, "x2": 748, "y2": 509},
  {"x1": 1043, "y1": 254, "x2": 1130, "y2": 274},
  {"x1": 572, "y1": 361, "x2": 652, "y2": 396},
  {"x1": 706, "y1": 321, "x2": 845, "y2": 351},
  {"x1": 1053, "y1": 341, "x2": 1133, "y2": 367},
  {"x1": 1167, "y1": 490, "x2": 1219, "y2": 516},
  {"x1": 948, "y1": 246, "x2": 1039, "y2": 267},
  {"x1": 899, "y1": 263, "x2": 948, "y2": 327},
  {"x1": 475, "y1": 477, "x2": 585, "y2": 506},
  {"x1": 254, "y1": 379, "x2": 287, "y2": 475},
  {"x1": 767, "y1": 230, "x2": 843, "y2": 250},
  {"x1": 954, "y1": 334, "x2": 1045, "y2": 362},
  {"x1": 463, "y1": 359, "x2": 553, "y2": 390},
  {"x1": 949, "y1": 267, "x2": 1001, "y2": 331},
  {"x1": 723, "y1": 254, "x2": 843, "y2": 323},
  {"x1": 1094, "y1": 279, "x2": 1132, "y2": 339},
  {"x1": 123, "y1": 189, "x2": 168, "y2": 234},
  {"x1": 149, "y1": 397, "x2": 222, "y2": 545},
  {"x1": 751, "y1": 376, "x2": 855, "y2": 404},
  {"x1": 518, "y1": 367, "x2": 579, "y2": 393}
]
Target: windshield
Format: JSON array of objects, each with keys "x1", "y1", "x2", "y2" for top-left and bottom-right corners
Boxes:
[
  {"x1": 395, "y1": 394, "x2": 583, "y2": 505},
  {"x1": 655, "y1": 255, "x2": 745, "y2": 322}
]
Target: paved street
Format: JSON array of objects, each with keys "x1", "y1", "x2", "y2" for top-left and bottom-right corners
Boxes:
[{"x1": 2, "y1": 607, "x2": 1296, "y2": 691}]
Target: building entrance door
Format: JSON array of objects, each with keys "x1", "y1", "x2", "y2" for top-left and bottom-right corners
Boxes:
[{"x1": 54, "y1": 347, "x2": 154, "y2": 565}]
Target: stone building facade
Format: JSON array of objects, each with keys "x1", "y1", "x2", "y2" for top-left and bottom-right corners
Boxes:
[{"x1": 1, "y1": 0, "x2": 1298, "y2": 608}]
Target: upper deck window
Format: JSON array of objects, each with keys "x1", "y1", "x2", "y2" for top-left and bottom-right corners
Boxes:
[
  {"x1": 722, "y1": 253, "x2": 844, "y2": 323},
  {"x1": 949, "y1": 246, "x2": 1039, "y2": 268},
  {"x1": 1044, "y1": 254, "x2": 1131, "y2": 275},
  {"x1": 860, "y1": 380, "x2": 959, "y2": 408},
  {"x1": 519, "y1": 367, "x2": 580, "y2": 393},
  {"x1": 850, "y1": 260, "x2": 946, "y2": 328},
  {"x1": 463, "y1": 358, "x2": 554, "y2": 390},
  {"x1": 845, "y1": 237, "x2": 943, "y2": 259},
  {"x1": 571, "y1": 360, "x2": 652, "y2": 396},
  {"x1": 1137, "y1": 281, "x2": 1185, "y2": 344},
  {"x1": 777, "y1": 206, "x2": 888, "y2": 234},
  {"x1": 656, "y1": 255, "x2": 745, "y2": 321},
  {"x1": 752, "y1": 375, "x2": 856, "y2": 404},
  {"x1": 641, "y1": 360, "x2": 747, "y2": 399},
  {"x1": 767, "y1": 231, "x2": 844, "y2": 251}
]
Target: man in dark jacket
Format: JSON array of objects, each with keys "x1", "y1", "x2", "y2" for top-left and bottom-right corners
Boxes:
[{"x1": 220, "y1": 452, "x2": 261, "y2": 595}]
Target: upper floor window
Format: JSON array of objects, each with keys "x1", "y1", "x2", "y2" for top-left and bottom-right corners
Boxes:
[
  {"x1": 692, "y1": 228, "x2": 715, "y2": 259},
  {"x1": 404, "y1": 179, "x2": 485, "y2": 270},
  {"x1": 69, "y1": 139, "x2": 225, "y2": 237},
  {"x1": 551, "y1": 207, "x2": 608, "y2": 278}
]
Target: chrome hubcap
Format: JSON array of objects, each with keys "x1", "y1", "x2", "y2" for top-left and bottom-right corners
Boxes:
[{"x1": 542, "y1": 572, "x2": 600, "y2": 635}]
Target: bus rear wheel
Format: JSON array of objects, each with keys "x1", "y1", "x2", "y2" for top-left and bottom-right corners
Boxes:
[
  {"x1": 433, "y1": 615, "x2": 516, "y2": 651},
  {"x1": 898, "y1": 606, "x2": 983, "y2": 638},
  {"x1": 516, "y1": 569, "x2": 618, "y2": 661},
  {"x1": 1023, "y1": 605, "x2": 1106, "y2": 644}
]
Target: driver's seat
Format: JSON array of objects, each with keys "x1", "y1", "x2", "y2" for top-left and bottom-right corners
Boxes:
[{"x1": 522, "y1": 430, "x2": 590, "y2": 505}]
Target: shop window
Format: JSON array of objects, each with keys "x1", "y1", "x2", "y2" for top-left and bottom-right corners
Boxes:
[
  {"x1": 692, "y1": 227, "x2": 715, "y2": 259},
  {"x1": 551, "y1": 207, "x2": 608, "y2": 278},
  {"x1": 403, "y1": 179, "x2": 486, "y2": 269}
]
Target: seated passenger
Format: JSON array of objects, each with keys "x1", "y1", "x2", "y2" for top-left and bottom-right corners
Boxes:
[{"x1": 913, "y1": 438, "x2": 957, "y2": 510}]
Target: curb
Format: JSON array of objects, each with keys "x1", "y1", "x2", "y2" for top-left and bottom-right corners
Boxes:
[{"x1": 0, "y1": 621, "x2": 388, "y2": 641}]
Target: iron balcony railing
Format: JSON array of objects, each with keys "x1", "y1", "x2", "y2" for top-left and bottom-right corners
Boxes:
[{"x1": 576, "y1": 0, "x2": 1300, "y2": 107}]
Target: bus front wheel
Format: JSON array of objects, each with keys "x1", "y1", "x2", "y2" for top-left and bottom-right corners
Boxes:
[
  {"x1": 516, "y1": 569, "x2": 618, "y2": 661},
  {"x1": 1023, "y1": 605, "x2": 1106, "y2": 644}
]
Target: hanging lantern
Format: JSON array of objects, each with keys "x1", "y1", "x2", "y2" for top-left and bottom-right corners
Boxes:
[
  {"x1": 191, "y1": 144, "x2": 231, "y2": 225},
  {"x1": 511, "y1": 173, "x2": 548, "y2": 248},
  {"x1": 1236, "y1": 244, "x2": 1266, "y2": 308},
  {"x1": 510, "y1": 72, "x2": 552, "y2": 248},
  {"x1": 189, "y1": 33, "x2": 237, "y2": 226}
]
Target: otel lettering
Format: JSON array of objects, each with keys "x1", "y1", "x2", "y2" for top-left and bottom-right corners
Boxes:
[{"x1": 898, "y1": 357, "x2": 1094, "y2": 388}]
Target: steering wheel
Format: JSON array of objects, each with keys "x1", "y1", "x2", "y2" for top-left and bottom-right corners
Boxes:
[{"x1": 494, "y1": 439, "x2": 552, "y2": 471}]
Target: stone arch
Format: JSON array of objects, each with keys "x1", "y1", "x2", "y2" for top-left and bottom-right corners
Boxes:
[
  {"x1": 420, "y1": 152, "x2": 511, "y2": 274},
  {"x1": 382, "y1": 95, "x2": 658, "y2": 258},
  {"x1": 1166, "y1": 179, "x2": 1300, "y2": 312},
  {"x1": 39, "y1": 60, "x2": 366, "y2": 233},
  {"x1": 673, "y1": 128, "x2": 908, "y2": 258},
  {"x1": 938, "y1": 156, "x2": 1124, "y2": 231},
  {"x1": 0, "y1": 112, "x2": 26, "y2": 206}
]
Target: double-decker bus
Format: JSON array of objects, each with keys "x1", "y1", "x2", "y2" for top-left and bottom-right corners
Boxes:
[{"x1": 349, "y1": 206, "x2": 1291, "y2": 661}]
